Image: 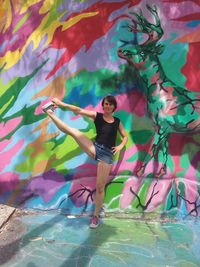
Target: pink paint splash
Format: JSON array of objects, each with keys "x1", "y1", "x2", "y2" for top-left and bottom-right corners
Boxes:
[
  {"x1": 0, "y1": 139, "x2": 12, "y2": 151},
  {"x1": 0, "y1": 140, "x2": 24, "y2": 172},
  {"x1": 0, "y1": 117, "x2": 23, "y2": 138},
  {"x1": 145, "y1": 179, "x2": 172, "y2": 212},
  {"x1": 69, "y1": 176, "x2": 97, "y2": 207},
  {"x1": 120, "y1": 176, "x2": 144, "y2": 208}
]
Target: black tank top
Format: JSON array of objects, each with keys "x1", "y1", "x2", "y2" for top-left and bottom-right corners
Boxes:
[{"x1": 94, "y1": 112, "x2": 120, "y2": 148}]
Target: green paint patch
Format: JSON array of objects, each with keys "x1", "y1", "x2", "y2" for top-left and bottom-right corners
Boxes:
[
  {"x1": 0, "y1": 60, "x2": 47, "y2": 122},
  {"x1": 131, "y1": 179, "x2": 151, "y2": 211},
  {"x1": 104, "y1": 177, "x2": 126, "y2": 208},
  {"x1": 178, "y1": 181, "x2": 185, "y2": 197},
  {"x1": 165, "y1": 155, "x2": 174, "y2": 173},
  {"x1": 0, "y1": 102, "x2": 46, "y2": 141},
  {"x1": 180, "y1": 153, "x2": 191, "y2": 170},
  {"x1": 127, "y1": 150, "x2": 151, "y2": 163},
  {"x1": 43, "y1": 0, "x2": 65, "y2": 29},
  {"x1": 193, "y1": 135, "x2": 200, "y2": 143},
  {"x1": 0, "y1": 96, "x2": 14, "y2": 115},
  {"x1": 115, "y1": 110, "x2": 132, "y2": 131},
  {"x1": 197, "y1": 163, "x2": 200, "y2": 180},
  {"x1": 132, "y1": 115, "x2": 155, "y2": 132},
  {"x1": 159, "y1": 39, "x2": 188, "y2": 88},
  {"x1": 16, "y1": 142, "x2": 55, "y2": 173},
  {"x1": 157, "y1": 151, "x2": 174, "y2": 173},
  {"x1": 104, "y1": 218, "x2": 162, "y2": 245},
  {"x1": 165, "y1": 181, "x2": 177, "y2": 211},
  {"x1": 0, "y1": 77, "x2": 17, "y2": 98},
  {"x1": 130, "y1": 130, "x2": 153, "y2": 144},
  {"x1": 66, "y1": 65, "x2": 136, "y2": 97}
]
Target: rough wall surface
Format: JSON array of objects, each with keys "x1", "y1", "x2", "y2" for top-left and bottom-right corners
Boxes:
[{"x1": 0, "y1": 0, "x2": 200, "y2": 217}]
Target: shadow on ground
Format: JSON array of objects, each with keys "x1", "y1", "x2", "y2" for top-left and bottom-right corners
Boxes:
[{"x1": 0, "y1": 210, "x2": 200, "y2": 267}]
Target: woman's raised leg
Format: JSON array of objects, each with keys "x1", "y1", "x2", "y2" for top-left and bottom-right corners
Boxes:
[{"x1": 46, "y1": 110, "x2": 96, "y2": 158}]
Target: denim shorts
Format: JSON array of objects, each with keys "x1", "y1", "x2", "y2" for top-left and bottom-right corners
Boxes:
[{"x1": 94, "y1": 142, "x2": 113, "y2": 165}]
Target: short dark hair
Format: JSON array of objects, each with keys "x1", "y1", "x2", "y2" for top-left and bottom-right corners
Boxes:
[{"x1": 101, "y1": 95, "x2": 117, "y2": 111}]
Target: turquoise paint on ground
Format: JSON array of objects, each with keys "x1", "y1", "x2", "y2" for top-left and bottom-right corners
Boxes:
[{"x1": 1, "y1": 212, "x2": 200, "y2": 267}]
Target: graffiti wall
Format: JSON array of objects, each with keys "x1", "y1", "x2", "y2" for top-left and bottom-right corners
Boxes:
[{"x1": 0, "y1": 0, "x2": 200, "y2": 217}]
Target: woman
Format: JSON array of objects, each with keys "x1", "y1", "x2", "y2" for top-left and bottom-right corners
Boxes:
[{"x1": 42, "y1": 95, "x2": 128, "y2": 228}]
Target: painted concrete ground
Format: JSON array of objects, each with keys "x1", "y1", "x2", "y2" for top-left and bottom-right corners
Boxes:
[{"x1": 1, "y1": 212, "x2": 200, "y2": 267}]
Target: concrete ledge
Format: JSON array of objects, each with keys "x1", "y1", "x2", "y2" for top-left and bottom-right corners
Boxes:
[{"x1": 0, "y1": 205, "x2": 16, "y2": 229}]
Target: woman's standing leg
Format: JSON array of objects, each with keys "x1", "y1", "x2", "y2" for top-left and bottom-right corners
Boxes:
[
  {"x1": 90, "y1": 161, "x2": 112, "y2": 228},
  {"x1": 45, "y1": 110, "x2": 96, "y2": 158}
]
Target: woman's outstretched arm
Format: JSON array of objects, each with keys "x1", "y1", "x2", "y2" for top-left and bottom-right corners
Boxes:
[{"x1": 52, "y1": 97, "x2": 96, "y2": 119}]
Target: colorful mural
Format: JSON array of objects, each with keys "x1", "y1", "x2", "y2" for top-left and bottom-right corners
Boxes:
[{"x1": 0, "y1": 0, "x2": 200, "y2": 217}]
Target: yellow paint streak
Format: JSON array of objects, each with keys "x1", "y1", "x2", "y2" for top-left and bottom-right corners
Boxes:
[
  {"x1": 39, "y1": 0, "x2": 60, "y2": 13},
  {"x1": 62, "y1": 12, "x2": 98, "y2": 31},
  {"x1": 0, "y1": 50, "x2": 21, "y2": 70},
  {"x1": 0, "y1": 96, "x2": 14, "y2": 115},
  {"x1": 0, "y1": 0, "x2": 12, "y2": 33},
  {"x1": 0, "y1": 77, "x2": 17, "y2": 98},
  {"x1": 19, "y1": 0, "x2": 41, "y2": 14},
  {"x1": 0, "y1": 11, "x2": 98, "y2": 69},
  {"x1": 20, "y1": 0, "x2": 59, "y2": 14}
]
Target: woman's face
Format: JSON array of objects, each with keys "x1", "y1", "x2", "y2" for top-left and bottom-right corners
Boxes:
[{"x1": 103, "y1": 100, "x2": 115, "y2": 113}]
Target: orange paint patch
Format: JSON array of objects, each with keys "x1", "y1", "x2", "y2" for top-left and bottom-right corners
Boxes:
[
  {"x1": 173, "y1": 29, "x2": 200, "y2": 44},
  {"x1": 29, "y1": 118, "x2": 60, "y2": 157},
  {"x1": 33, "y1": 158, "x2": 57, "y2": 176}
]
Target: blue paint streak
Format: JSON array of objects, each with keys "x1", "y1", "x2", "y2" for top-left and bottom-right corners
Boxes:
[
  {"x1": 64, "y1": 153, "x2": 91, "y2": 169},
  {"x1": 64, "y1": 85, "x2": 102, "y2": 108},
  {"x1": 0, "y1": 40, "x2": 8, "y2": 53},
  {"x1": 186, "y1": 20, "x2": 200, "y2": 28}
]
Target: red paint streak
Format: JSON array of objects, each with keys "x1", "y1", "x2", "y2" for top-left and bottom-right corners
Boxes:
[
  {"x1": 45, "y1": 0, "x2": 141, "y2": 79},
  {"x1": 170, "y1": 13, "x2": 200, "y2": 22},
  {"x1": 168, "y1": 134, "x2": 187, "y2": 174},
  {"x1": 169, "y1": 133, "x2": 195, "y2": 155},
  {"x1": 182, "y1": 43, "x2": 200, "y2": 92}
]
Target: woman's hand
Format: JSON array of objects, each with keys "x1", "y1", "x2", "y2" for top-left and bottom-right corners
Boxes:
[
  {"x1": 112, "y1": 144, "x2": 123, "y2": 155},
  {"x1": 52, "y1": 98, "x2": 62, "y2": 107}
]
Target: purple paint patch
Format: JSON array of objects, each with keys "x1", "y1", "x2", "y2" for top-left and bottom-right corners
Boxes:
[
  {"x1": 21, "y1": 169, "x2": 66, "y2": 202},
  {"x1": 0, "y1": 172, "x2": 19, "y2": 193}
]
